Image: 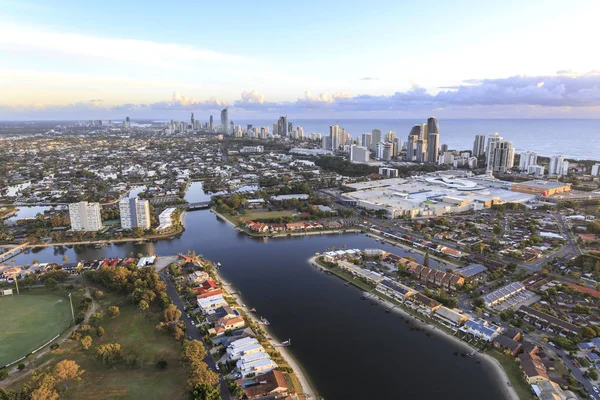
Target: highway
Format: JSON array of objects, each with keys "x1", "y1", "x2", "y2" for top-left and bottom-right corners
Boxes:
[{"x1": 160, "y1": 272, "x2": 231, "y2": 400}]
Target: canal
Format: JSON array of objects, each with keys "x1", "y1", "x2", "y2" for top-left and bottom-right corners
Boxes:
[{"x1": 7, "y1": 185, "x2": 507, "y2": 400}]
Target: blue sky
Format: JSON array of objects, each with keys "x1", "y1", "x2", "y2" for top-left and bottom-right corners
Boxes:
[{"x1": 1, "y1": 0, "x2": 600, "y2": 119}]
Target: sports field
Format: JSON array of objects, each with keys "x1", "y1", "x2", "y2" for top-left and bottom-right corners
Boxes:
[{"x1": 0, "y1": 292, "x2": 72, "y2": 366}]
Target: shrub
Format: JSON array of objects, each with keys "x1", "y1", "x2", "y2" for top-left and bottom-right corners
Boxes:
[{"x1": 17, "y1": 363, "x2": 25, "y2": 370}]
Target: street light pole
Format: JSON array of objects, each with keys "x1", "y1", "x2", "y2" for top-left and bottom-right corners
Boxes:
[
  {"x1": 68, "y1": 293, "x2": 75, "y2": 324},
  {"x1": 14, "y1": 275, "x2": 20, "y2": 295}
]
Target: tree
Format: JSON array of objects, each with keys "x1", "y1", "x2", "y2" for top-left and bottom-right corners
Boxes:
[
  {"x1": 62, "y1": 255, "x2": 69, "y2": 264},
  {"x1": 53, "y1": 359, "x2": 84, "y2": 389},
  {"x1": 80, "y1": 335, "x2": 92, "y2": 350},
  {"x1": 123, "y1": 350, "x2": 140, "y2": 369},
  {"x1": 89, "y1": 312, "x2": 103, "y2": 327},
  {"x1": 92, "y1": 290, "x2": 104, "y2": 299},
  {"x1": 108, "y1": 306, "x2": 120, "y2": 318},
  {"x1": 0, "y1": 369, "x2": 7, "y2": 381},
  {"x1": 93, "y1": 343, "x2": 122, "y2": 367},
  {"x1": 423, "y1": 252, "x2": 430, "y2": 268},
  {"x1": 582, "y1": 326, "x2": 596, "y2": 339},
  {"x1": 189, "y1": 383, "x2": 221, "y2": 400},
  {"x1": 44, "y1": 277, "x2": 58, "y2": 290},
  {"x1": 96, "y1": 326, "x2": 105, "y2": 337},
  {"x1": 156, "y1": 359, "x2": 168, "y2": 370},
  {"x1": 30, "y1": 373, "x2": 59, "y2": 400},
  {"x1": 138, "y1": 300, "x2": 149, "y2": 313},
  {"x1": 18, "y1": 363, "x2": 25, "y2": 370}
]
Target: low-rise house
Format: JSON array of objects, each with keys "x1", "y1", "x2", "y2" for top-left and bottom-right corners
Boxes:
[
  {"x1": 213, "y1": 327, "x2": 255, "y2": 346},
  {"x1": 410, "y1": 293, "x2": 442, "y2": 314},
  {"x1": 237, "y1": 351, "x2": 277, "y2": 378},
  {"x1": 197, "y1": 289, "x2": 223, "y2": 300},
  {"x1": 209, "y1": 315, "x2": 245, "y2": 336},
  {"x1": 61, "y1": 262, "x2": 82, "y2": 274},
  {"x1": 226, "y1": 337, "x2": 263, "y2": 360},
  {"x1": 516, "y1": 305, "x2": 582, "y2": 337},
  {"x1": 375, "y1": 279, "x2": 415, "y2": 302},
  {"x1": 518, "y1": 353, "x2": 549, "y2": 384},
  {"x1": 482, "y1": 282, "x2": 526, "y2": 308},
  {"x1": 459, "y1": 319, "x2": 502, "y2": 341},
  {"x1": 188, "y1": 270, "x2": 209, "y2": 284},
  {"x1": 493, "y1": 335, "x2": 522, "y2": 357},
  {"x1": 434, "y1": 306, "x2": 469, "y2": 328},
  {"x1": 197, "y1": 294, "x2": 228, "y2": 314},
  {"x1": 237, "y1": 370, "x2": 290, "y2": 399}
]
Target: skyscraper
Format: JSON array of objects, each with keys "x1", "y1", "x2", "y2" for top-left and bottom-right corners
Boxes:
[
  {"x1": 427, "y1": 117, "x2": 439, "y2": 137},
  {"x1": 473, "y1": 134, "x2": 486, "y2": 158},
  {"x1": 277, "y1": 116, "x2": 287, "y2": 137},
  {"x1": 427, "y1": 133, "x2": 439, "y2": 163},
  {"x1": 209, "y1": 115, "x2": 214, "y2": 131},
  {"x1": 405, "y1": 125, "x2": 421, "y2": 161},
  {"x1": 190, "y1": 113, "x2": 194, "y2": 127},
  {"x1": 330, "y1": 124, "x2": 340, "y2": 150},
  {"x1": 119, "y1": 197, "x2": 151, "y2": 230},
  {"x1": 549, "y1": 155, "x2": 569, "y2": 176},
  {"x1": 69, "y1": 201, "x2": 103, "y2": 231},
  {"x1": 416, "y1": 139, "x2": 427, "y2": 163},
  {"x1": 486, "y1": 132, "x2": 503, "y2": 160},
  {"x1": 384, "y1": 131, "x2": 395, "y2": 143},
  {"x1": 220, "y1": 108, "x2": 229, "y2": 134},
  {"x1": 361, "y1": 133, "x2": 372, "y2": 149},
  {"x1": 371, "y1": 129, "x2": 382, "y2": 151},
  {"x1": 518, "y1": 151, "x2": 538, "y2": 171},
  {"x1": 350, "y1": 145, "x2": 370, "y2": 163}
]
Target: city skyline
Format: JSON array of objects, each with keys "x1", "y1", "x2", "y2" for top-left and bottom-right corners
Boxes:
[{"x1": 1, "y1": 0, "x2": 600, "y2": 120}]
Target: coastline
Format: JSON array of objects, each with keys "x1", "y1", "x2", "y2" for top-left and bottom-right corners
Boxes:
[
  {"x1": 307, "y1": 255, "x2": 519, "y2": 400},
  {"x1": 214, "y1": 268, "x2": 319, "y2": 399}
]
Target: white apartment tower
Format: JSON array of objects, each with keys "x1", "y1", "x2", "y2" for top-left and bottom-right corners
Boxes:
[
  {"x1": 487, "y1": 140, "x2": 515, "y2": 173},
  {"x1": 472, "y1": 134, "x2": 486, "y2": 158},
  {"x1": 350, "y1": 145, "x2": 370, "y2": 163},
  {"x1": 119, "y1": 197, "x2": 151, "y2": 230},
  {"x1": 518, "y1": 151, "x2": 538, "y2": 171},
  {"x1": 69, "y1": 201, "x2": 103, "y2": 231}
]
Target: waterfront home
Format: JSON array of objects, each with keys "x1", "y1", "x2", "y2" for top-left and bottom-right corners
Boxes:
[
  {"x1": 236, "y1": 351, "x2": 277, "y2": 378},
  {"x1": 196, "y1": 289, "x2": 223, "y2": 300},
  {"x1": 246, "y1": 221, "x2": 269, "y2": 233},
  {"x1": 197, "y1": 294, "x2": 228, "y2": 314},
  {"x1": 337, "y1": 261, "x2": 384, "y2": 285},
  {"x1": 531, "y1": 380, "x2": 578, "y2": 400},
  {"x1": 492, "y1": 334, "x2": 522, "y2": 356},
  {"x1": 61, "y1": 262, "x2": 82, "y2": 274},
  {"x1": 459, "y1": 319, "x2": 502, "y2": 341},
  {"x1": 406, "y1": 262, "x2": 465, "y2": 291},
  {"x1": 237, "y1": 370, "x2": 291, "y2": 399},
  {"x1": 409, "y1": 293, "x2": 442, "y2": 314},
  {"x1": 214, "y1": 327, "x2": 255, "y2": 346},
  {"x1": 188, "y1": 270, "x2": 209, "y2": 284},
  {"x1": 208, "y1": 315, "x2": 246, "y2": 336},
  {"x1": 375, "y1": 279, "x2": 415, "y2": 302},
  {"x1": 226, "y1": 337, "x2": 264, "y2": 360},
  {"x1": 206, "y1": 305, "x2": 238, "y2": 324},
  {"x1": 433, "y1": 306, "x2": 469, "y2": 328},
  {"x1": 192, "y1": 279, "x2": 217, "y2": 294},
  {"x1": 518, "y1": 353, "x2": 549, "y2": 384}
]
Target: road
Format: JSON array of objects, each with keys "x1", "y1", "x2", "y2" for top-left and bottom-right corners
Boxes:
[{"x1": 160, "y1": 272, "x2": 231, "y2": 400}]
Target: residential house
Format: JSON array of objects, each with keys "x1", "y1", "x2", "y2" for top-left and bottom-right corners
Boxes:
[
  {"x1": 518, "y1": 353, "x2": 549, "y2": 384},
  {"x1": 238, "y1": 370, "x2": 291, "y2": 399},
  {"x1": 209, "y1": 316, "x2": 245, "y2": 336},
  {"x1": 434, "y1": 306, "x2": 469, "y2": 328}
]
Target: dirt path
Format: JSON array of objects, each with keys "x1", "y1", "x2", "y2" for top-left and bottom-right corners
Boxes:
[{"x1": 2, "y1": 287, "x2": 98, "y2": 386}]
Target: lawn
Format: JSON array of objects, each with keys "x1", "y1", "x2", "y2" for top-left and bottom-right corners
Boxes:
[
  {"x1": 0, "y1": 290, "x2": 72, "y2": 366},
  {"x1": 224, "y1": 209, "x2": 295, "y2": 223},
  {"x1": 486, "y1": 349, "x2": 532, "y2": 400},
  {"x1": 8, "y1": 290, "x2": 188, "y2": 399}
]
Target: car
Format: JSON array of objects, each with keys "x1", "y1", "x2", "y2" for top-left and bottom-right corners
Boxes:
[
  {"x1": 215, "y1": 365, "x2": 220, "y2": 371},
  {"x1": 187, "y1": 335, "x2": 192, "y2": 340},
  {"x1": 594, "y1": 387, "x2": 599, "y2": 394},
  {"x1": 187, "y1": 314, "x2": 191, "y2": 319}
]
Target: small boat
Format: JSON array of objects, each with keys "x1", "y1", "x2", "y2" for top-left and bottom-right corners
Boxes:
[
  {"x1": 94, "y1": 243, "x2": 104, "y2": 249},
  {"x1": 261, "y1": 317, "x2": 270, "y2": 325},
  {"x1": 216, "y1": 262, "x2": 222, "y2": 267},
  {"x1": 281, "y1": 339, "x2": 291, "y2": 347},
  {"x1": 385, "y1": 308, "x2": 391, "y2": 313},
  {"x1": 360, "y1": 295, "x2": 366, "y2": 300},
  {"x1": 250, "y1": 307, "x2": 256, "y2": 312},
  {"x1": 344, "y1": 282, "x2": 349, "y2": 286}
]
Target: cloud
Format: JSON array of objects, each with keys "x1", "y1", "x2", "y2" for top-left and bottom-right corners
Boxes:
[
  {"x1": 0, "y1": 23, "x2": 247, "y2": 73},
  {"x1": 3, "y1": 72, "x2": 600, "y2": 119},
  {"x1": 359, "y1": 77, "x2": 379, "y2": 81}
]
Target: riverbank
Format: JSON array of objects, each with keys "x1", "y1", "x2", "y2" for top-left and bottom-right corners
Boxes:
[
  {"x1": 214, "y1": 269, "x2": 319, "y2": 399},
  {"x1": 307, "y1": 255, "x2": 519, "y2": 400}
]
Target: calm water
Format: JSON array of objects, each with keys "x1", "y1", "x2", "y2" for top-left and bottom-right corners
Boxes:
[
  {"x1": 241, "y1": 118, "x2": 600, "y2": 160},
  {"x1": 7, "y1": 183, "x2": 507, "y2": 399}
]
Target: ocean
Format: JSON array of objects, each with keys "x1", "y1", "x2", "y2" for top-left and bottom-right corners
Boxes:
[{"x1": 236, "y1": 118, "x2": 600, "y2": 160}]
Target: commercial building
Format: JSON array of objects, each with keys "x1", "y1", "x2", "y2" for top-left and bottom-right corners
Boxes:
[
  {"x1": 511, "y1": 180, "x2": 572, "y2": 196},
  {"x1": 379, "y1": 167, "x2": 399, "y2": 178},
  {"x1": 119, "y1": 197, "x2": 151, "y2": 230},
  {"x1": 472, "y1": 134, "x2": 486, "y2": 157},
  {"x1": 69, "y1": 201, "x2": 103, "y2": 231},
  {"x1": 350, "y1": 145, "x2": 370, "y2": 163}
]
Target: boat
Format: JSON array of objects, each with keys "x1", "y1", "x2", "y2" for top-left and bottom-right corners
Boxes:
[
  {"x1": 385, "y1": 308, "x2": 391, "y2": 313},
  {"x1": 216, "y1": 262, "x2": 222, "y2": 267},
  {"x1": 344, "y1": 282, "x2": 349, "y2": 286},
  {"x1": 281, "y1": 339, "x2": 291, "y2": 347},
  {"x1": 94, "y1": 243, "x2": 105, "y2": 249},
  {"x1": 261, "y1": 317, "x2": 270, "y2": 325},
  {"x1": 360, "y1": 295, "x2": 366, "y2": 300},
  {"x1": 250, "y1": 307, "x2": 256, "y2": 312}
]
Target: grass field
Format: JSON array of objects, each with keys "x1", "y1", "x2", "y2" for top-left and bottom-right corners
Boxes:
[
  {"x1": 8, "y1": 290, "x2": 188, "y2": 399},
  {"x1": 223, "y1": 209, "x2": 295, "y2": 223},
  {"x1": 0, "y1": 291, "x2": 72, "y2": 367}
]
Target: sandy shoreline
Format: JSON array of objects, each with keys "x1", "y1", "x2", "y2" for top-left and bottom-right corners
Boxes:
[
  {"x1": 308, "y1": 256, "x2": 519, "y2": 400},
  {"x1": 214, "y1": 269, "x2": 319, "y2": 399}
]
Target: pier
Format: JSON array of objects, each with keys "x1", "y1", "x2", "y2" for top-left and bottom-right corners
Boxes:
[{"x1": 0, "y1": 242, "x2": 29, "y2": 263}]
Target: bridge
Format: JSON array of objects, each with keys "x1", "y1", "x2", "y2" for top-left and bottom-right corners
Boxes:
[
  {"x1": 0, "y1": 242, "x2": 29, "y2": 264},
  {"x1": 175, "y1": 201, "x2": 211, "y2": 211}
]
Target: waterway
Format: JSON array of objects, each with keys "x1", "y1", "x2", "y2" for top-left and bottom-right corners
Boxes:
[{"x1": 8, "y1": 184, "x2": 507, "y2": 400}]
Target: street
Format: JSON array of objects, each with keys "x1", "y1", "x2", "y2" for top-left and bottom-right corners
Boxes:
[{"x1": 160, "y1": 272, "x2": 231, "y2": 400}]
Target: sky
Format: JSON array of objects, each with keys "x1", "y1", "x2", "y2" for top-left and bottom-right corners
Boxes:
[{"x1": 1, "y1": 0, "x2": 600, "y2": 120}]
